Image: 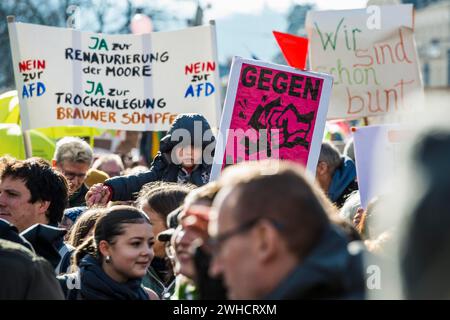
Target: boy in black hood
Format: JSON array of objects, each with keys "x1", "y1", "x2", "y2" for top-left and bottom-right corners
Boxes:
[{"x1": 86, "y1": 113, "x2": 215, "y2": 205}]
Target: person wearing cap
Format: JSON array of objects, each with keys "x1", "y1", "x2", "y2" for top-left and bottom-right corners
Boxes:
[
  {"x1": 86, "y1": 113, "x2": 215, "y2": 206},
  {"x1": 157, "y1": 207, "x2": 181, "y2": 243},
  {"x1": 316, "y1": 142, "x2": 358, "y2": 208},
  {"x1": 84, "y1": 168, "x2": 110, "y2": 189},
  {"x1": 60, "y1": 206, "x2": 88, "y2": 231},
  {"x1": 57, "y1": 205, "x2": 159, "y2": 300}
]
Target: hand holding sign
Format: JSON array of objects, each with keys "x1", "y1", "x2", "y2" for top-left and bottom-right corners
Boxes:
[{"x1": 85, "y1": 183, "x2": 111, "y2": 207}]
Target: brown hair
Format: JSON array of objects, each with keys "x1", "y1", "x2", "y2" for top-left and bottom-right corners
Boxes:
[
  {"x1": 1, "y1": 157, "x2": 68, "y2": 226},
  {"x1": 136, "y1": 182, "x2": 193, "y2": 226},
  {"x1": 68, "y1": 208, "x2": 104, "y2": 248}
]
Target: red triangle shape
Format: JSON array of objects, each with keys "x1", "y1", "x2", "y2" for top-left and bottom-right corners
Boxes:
[{"x1": 273, "y1": 31, "x2": 309, "y2": 70}]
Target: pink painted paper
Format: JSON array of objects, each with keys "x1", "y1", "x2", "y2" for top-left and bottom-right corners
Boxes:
[{"x1": 223, "y1": 63, "x2": 324, "y2": 167}]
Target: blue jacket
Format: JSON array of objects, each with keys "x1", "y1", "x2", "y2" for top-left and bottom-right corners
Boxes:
[
  {"x1": 105, "y1": 114, "x2": 215, "y2": 201},
  {"x1": 328, "y1": 156, "x2": 358, "y2": 208},
  {"x1": 20, "y1": 223, "x2": 73, "y2": 274},
  {"x1": 265, "y1": 225, "x2": 366, "y2": 300}
]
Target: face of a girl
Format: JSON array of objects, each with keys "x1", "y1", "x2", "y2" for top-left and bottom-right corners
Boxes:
[
  {"x1": 174, "y1": 145, "x2": 203, "y2": 169},
  {"x1": 142, "y1": 204, "x2": 166, "y2": 258},
  {"x1": 103, "y1": 223, "x2": 155, "y2": 282}
]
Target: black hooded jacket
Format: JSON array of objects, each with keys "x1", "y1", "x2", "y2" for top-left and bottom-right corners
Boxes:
[{"x1": 105, "y1": 114, "x2": 215, "y2": 201}]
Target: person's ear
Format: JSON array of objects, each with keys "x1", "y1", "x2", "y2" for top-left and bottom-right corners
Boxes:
[
  {"x1": 255, "y1": 221, "x2": 279, "y2": 263},
  {"x1": 98, "y1": 240, "x2": 111, "y2": 258},
  {"x1": 51, "y1": 159, "x2": 57, "y2": 168},
  {"x1": 36, "y1": 200, "x2": 51, "y2": 215}
]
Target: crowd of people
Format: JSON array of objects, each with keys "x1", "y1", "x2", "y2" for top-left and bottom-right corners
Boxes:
[{"x1": 0, "y1": 112, "x2": 447, "y2": 300}]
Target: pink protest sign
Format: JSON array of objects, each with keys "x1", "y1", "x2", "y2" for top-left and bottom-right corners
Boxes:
[{"x1": 210, "y1": 57, "x2": 333, "y2": 181}]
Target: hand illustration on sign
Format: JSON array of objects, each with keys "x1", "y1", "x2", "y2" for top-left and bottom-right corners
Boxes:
[{"x1": 238, "y1": 95, "x2": 315, "y2": 157}]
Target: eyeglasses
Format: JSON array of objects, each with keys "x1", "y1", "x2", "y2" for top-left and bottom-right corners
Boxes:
[
  {"x1": 209, "y1": 216, "x2": 284, "y2": 255},
  {"x1": 60, "y1": 169, "x2": 87, "y2": 180}
]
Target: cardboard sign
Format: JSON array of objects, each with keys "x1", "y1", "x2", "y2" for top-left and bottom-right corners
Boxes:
[
  {"x1": 7, "y1": 22, "x2": 220, "y2": 131},
  {"x1": 306, "y1": 5, "x2": 423, "y2": 120},
  {"x1": 210, "y1": 57, "x2": 333, "y2": 180}
]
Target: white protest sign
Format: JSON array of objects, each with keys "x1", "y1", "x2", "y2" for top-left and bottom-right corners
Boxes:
[
  {"x1": 353, "y1": 124, "x2": 411, "y2": 208},
  {"x1": 8, "y1": 22, "x2": 220, "y2": 131},
  {"x1": 306, "y1": 5, "x2": 424, "y2": 120}
]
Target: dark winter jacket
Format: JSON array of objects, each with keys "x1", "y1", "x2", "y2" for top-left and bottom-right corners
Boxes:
[
  {"x1": 0, "y1": 218, "x2": 34, "y2": 251},
  {"x1": 328, "y1": 156, "x2": 358, "y2": 208},
  {"x1": 68, "y1": 184, "x2": 88, "y2": 208},
  {"x1": 58, "y1": 254, "x2": 150, "y2": 300},
  {"x1": 264, "y1": 225, "x2": 366, "y2": 300},
  {"x1": 105, "y1": 114, "x2": 215, "y2": 201},
  {"x1": 20, "y1": 223, "x2": 74, "y2": 274},
  {"x1": 0, "y1": 239, "x2": 65, "y2": 299}
]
